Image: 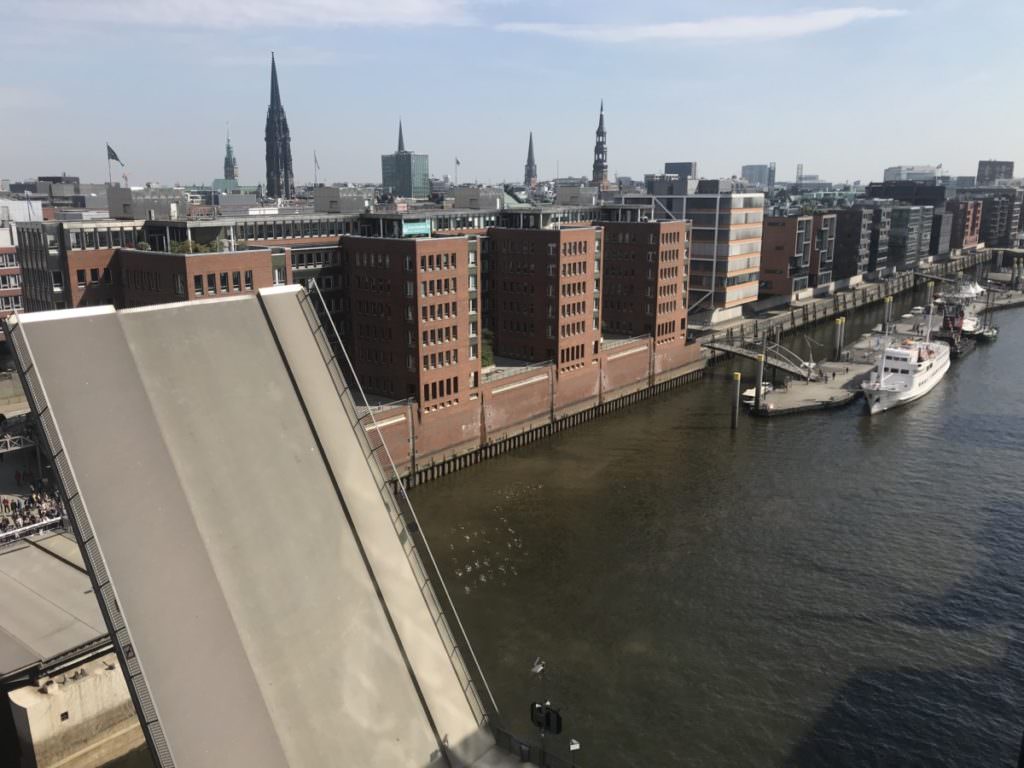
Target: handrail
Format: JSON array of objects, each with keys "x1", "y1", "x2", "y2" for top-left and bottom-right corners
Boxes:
[{"x1": 299, "y1": 281, "x2": 500, "y2": 724}]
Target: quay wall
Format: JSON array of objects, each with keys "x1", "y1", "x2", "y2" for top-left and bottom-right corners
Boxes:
[
  {"x1": 363, "y1": 337, "x2": 705, "y2": 489},
  {"x1": 370, "y1": 250, "x2": 991, "y2": 489}
]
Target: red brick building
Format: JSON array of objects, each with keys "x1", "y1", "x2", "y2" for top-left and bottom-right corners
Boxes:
[
  {"x1": 338, "y1": 235, "x2": 481, "y2": 410},
  {"x1": 485, "y1": 227, "x2": 603, "y2": 374},
  {"x1": 601, "y1": 220, "x2": 689, "y2": 344},
  {"x1": 116, "y1": 248, "x2": 282, "y2": 308},
  {"x1": 946, "y1": 199, "x2": 983, "y2": 251},
  {"x1": 0, "y1": 224, "x2": 22, "y2": 336}
]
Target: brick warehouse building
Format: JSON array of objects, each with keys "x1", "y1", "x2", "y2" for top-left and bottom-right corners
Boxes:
[
  {"x1": 337, "y1": 234, "x2": 481, "y2": 409},
  {"x1": 601, "y1": 220, "x2": 689, "y2": 344},
  {"x1": 486, "y1": 227, "x2": 603, "y2": 374}
]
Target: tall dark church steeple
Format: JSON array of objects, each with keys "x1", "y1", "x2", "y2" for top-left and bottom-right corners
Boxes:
[
  {"x1": 398, "y1": 120, "x2": 406, "y2": 152},
  {"x1": 524, "y1": 132, "x2": 537, "y2": 188},
  {"x1": 592, "y1": 100, "x2": 608, "y2": 187},
  {"x1": 264, "y1": 53, "x2": 294, "y2": 199},
  {"x1": 224, "y1": 125, "x2": 238, "y2": 181}
]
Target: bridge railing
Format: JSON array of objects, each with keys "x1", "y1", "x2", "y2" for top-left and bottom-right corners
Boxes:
[{"x1": 294, "y1": 282, "x2": 498, "y2": 731}]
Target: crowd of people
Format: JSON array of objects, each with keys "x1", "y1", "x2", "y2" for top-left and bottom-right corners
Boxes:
[{"x1": 0, "y1": 476, "x2": 64, "y2": 538}]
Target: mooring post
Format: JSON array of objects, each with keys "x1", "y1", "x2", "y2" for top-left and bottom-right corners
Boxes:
[
  {"x1": 731, "y1": 371, "x2": 741, "y2": 429},
  {"x1": 833, "y1": 317, "x2": 842, "y2": 361}
]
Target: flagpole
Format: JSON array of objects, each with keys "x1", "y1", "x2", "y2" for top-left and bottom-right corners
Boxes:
[{"x1": 107, "y1": 155, "x2": 112, "y2": 187}]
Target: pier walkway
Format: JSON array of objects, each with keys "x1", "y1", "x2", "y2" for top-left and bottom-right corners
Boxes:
[{"x1": 6, "y1": 290, "x2": 527, "y2": 768}]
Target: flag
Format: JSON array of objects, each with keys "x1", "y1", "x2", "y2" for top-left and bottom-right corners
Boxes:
[
  {"x1": 314, "y1": 151, "x2": 320, "y2": 171},
  {"x1": 455, "y1": 157, "x2": 461, "y2": 166},
  {"x1": 106, "y1": 144, "x2": 124, "y2": 166}
]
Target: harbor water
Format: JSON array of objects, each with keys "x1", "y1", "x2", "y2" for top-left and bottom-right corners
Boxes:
[{"x1": 410, "y1": 296, "x2": 1024, "y2": 766}]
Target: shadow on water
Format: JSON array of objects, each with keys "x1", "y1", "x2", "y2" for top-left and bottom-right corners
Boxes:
[{"x1": 786, "y1": 504, "x2": 1024, "y2": 767}]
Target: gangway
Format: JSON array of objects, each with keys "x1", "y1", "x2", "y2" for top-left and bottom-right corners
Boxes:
[{"x1": 701, "y1": 337, "x2": 822, "y2": 381}]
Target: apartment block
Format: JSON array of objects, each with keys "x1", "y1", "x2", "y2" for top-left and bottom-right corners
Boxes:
[
  {"x1": 601, "y1": 220, "x2": 688, "y2": 343},
  {"x1": 888, "y1": 205, "x2": 934, "y2": 269},
  {"x1": 0, "y1": 223, "x2": 22, "y2": 333},
  {"x1": 970, "y1": 189, "x2": 1022, "y2": 247},
  {"x1": 759, "y1": 215, "x2": 813, "y2": 297},
  {"x1": 486, "y1": 227, "x2": 602, "y2": 374},
  {"x1": 929, "y1": 211, "x2": 953, "y2": 256},
  {"x1": 337, "y1": 235, "x2": 480, "y2": 410},
  {"x1": 833, "y1": 208, "x2": 872, "y2": 280},
  {"x1": 946, "y1": 199, "x2": 983, "y2": 251}
]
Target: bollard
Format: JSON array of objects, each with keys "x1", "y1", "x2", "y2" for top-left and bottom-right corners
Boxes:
[
  {"x1": 731, "y1": 371, "x2": 741, "y2": 429},
  {"x1": 833, "y1": 318, "x2": 843, "y2": 361},
  {"x1": 754, "y1": 352, "x2": 766, "y2": 411}
]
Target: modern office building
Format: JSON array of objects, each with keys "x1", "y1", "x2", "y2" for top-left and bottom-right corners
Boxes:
[
  {"x1": 264, "y1": 53, "x2": 294, "y2": 199},
  {"x1": 809, "y1": 212, "x2": 837, "y2": 286},
  {"x1": 883, "y1": 165, "x2": 940, "y2": 182},
  {"x1": 664, "y1": 162, "x2": 698, "y2": 179},
  {"x1": 929, "y1": 211, "x2": 953, "y2": 256},
  {"x1": 968, "y1": 188, "x2": 1023, "y2": 247},
  {"x1": 740, "y1": 163, "x2": 776, "y2": 189},
  {"x1": 759, "y1": 215, "x2": 813, "y2": 297},
  {"x1": 487, "y1": 227, "x2": 602, "y2": 372},
  {"x1": 977, "y1": 160, "x2": 1014, "y2": 187},
  {"x1": 864, "y1": 180, "x2": 948, "y2": 208},
  {"x1": 856, "y1": 200, "x2": 893, "y2": 274},
  {"x1": 601, "y1": 220, "x2": 689, "y2": 342},
  {"x1": 888, "y1": 205, "x2": 934, "y2": 269},
  {"x1": 833, "y1": 207, "x2": 872, "y2": 280},
  {"x1": 382, "y1": 122, "x2": 430, "y2": 199},
  {"x1": 0, "y1": 221, "x2": 22, "y2": 332}
]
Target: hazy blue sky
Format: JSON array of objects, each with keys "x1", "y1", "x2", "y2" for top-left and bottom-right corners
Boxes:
[{"x1": 3, "y1": 0, "x2": 1022, "y2": 187}]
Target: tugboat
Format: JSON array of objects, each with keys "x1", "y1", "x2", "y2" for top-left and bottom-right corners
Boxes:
[{"x1": 934, "y1": 309, "x2": 976, "y2": 359}]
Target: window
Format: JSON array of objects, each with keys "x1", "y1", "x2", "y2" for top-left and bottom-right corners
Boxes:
[
  {"x1": 207, "y1": 273, "x2": 217, "y2": 293},
  {"x1": 232, "y1": 271, "x2": 241, "y2": 291},
  {"x1": 194, "y1": 275, "x2": 204, "y2": 296},
  {"x1": 102, "y1": 268, "x2": 111, "y2": 284},
  {"x1": 244, "y1": 270, "x2": 253, "y2": 290},
  {"x1": 273, "y1": 266, "x2": 285, "y2": 285},
  {"x1": 220, "y1": 273, "x2": 228, "y2": 292},
  {"x1": 174, "y1": 274, "x2": 186, "y2": 297},
  {"x1": 90, "y1": 268, "x2": 100, "y2": 284},
  {"x1": 51, "y1": 271, "x2": 64, "y2": 291}
]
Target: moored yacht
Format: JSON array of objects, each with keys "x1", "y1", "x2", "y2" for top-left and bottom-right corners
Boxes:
[{"x1": 861, "y1": 337, "x2": 951, "y2": 415}]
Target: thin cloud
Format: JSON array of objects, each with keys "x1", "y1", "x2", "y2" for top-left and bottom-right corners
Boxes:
[
  {"x1": 24, "y1": 0, "x2": 474, "y2": 27},
  {"x1": 498, "y1": 7, "x2": 906, "y2": 43}
]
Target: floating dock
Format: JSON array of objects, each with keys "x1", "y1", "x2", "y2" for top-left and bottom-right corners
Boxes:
[{"x1": 752, "y1": 360, "x2": 875, "y2": 416}]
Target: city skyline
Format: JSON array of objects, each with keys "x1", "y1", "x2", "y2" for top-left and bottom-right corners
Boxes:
[{"x1": 3, "y1": 0, "x2": 1023, "y2": 186}]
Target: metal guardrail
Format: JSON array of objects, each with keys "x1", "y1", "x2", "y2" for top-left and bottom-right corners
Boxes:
[
  {"x1": 297, "y1": 282, "x2": 499, "y2": 731},
  {"x1": 483, "y1": 360, "x2": 551, "y2": 384},
  {"x1": 0, "y1": 517, "x2": 64, "y2": 544},
  {"x1": 601, "y1": 333, "x2": 649, "y2": 351},
  {"x1": 492, "y1": 728, "x2": 580, "y2": 768}
]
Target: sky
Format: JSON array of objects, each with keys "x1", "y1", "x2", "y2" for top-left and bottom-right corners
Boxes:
[{"x1": 2, "y1": 0, "x2": 1023, "y2": 188}]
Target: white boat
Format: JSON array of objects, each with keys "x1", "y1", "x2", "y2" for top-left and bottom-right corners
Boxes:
[
  {"x1": 741, "y1": 382, "x2": 773, "y2": 405},
  {"x1": 862, "y1": 337, "x2": 950, "y2": 415}
]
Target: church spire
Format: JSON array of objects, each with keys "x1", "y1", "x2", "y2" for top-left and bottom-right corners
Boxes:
[
  {"x1": 592, "y1": 100, "x2": 608, "y2": 188},
  {"x1": 398, "y1": 120, "x2": 405, "y2": 152},
  {"x1": 224, "y1": 123, "x2": 238, "y2": 181},
  {"x1": 524, "y1": 131, "x2": 537, "y2": 188},
  {"x1": 265, "y1": 52, "x2": 294, "y2": 199}
]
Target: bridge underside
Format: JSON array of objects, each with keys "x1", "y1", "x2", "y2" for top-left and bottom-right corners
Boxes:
[{"x1": 7, "y1": 289, "x2": 516, "y2": 767}]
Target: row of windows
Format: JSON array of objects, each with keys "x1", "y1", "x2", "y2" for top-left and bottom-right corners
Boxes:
[
  {"x1": 560, "y1": 280, "x2": 587, "y2": 297},
  {"x1": 656, "y1": 320, "x2": 678, "y2": 339},
  {"x1": 501, "y1": 280, "x2": 534, "y2": 294},
  {"x1": 420, "y1": 252, "x2": 457, "y2": 272},
  {"x1": 0, "y1": 274, "x2": 20, "y2": 290},
  {"x1": 661, "y1": 230, "x2": 683, "y2": 244},
  {"x1": 503, "y1": 300, "x2": 534, "y2": 315},
  {"x1": 561, "y1": 320, "x2": 587, "y2": 338},
  {"x1": 561, "y1": 240, "x2": 590, "y2": 256},
  {"x1": 420, "y1": 277, "x2": 457, "y2": 297},
  {"x1": 292, "y1": 250, "x2": 338, "y2": 269},
  {"x1": 559, "y1": 343, "x2": 586, "y2": 366},
  {"x1": 357, "y1": 324, "x2": 392, "y2": 342},
  {"x1": 423, "y1": 376, "x2": 460, "y2": 403},
  {"x1": 498, "y1": 260, "x2": 535, "y2": 276},
  {"x1": 420, "y1": 301, "x2": 458, "y2": 322},
  {"x1": 502, "y1": 319, "x2": 535, "y2": 335},
  {"x1": 560, "y1": 260, "x2": 587, "y2": 277},
  {"x1": 193, "y1": 271, "x2": 254, "y2": 296},
  {"x1": 355, "y1": 275, "x2": 391, "y2": 293},
  {"x1": 422, "y1": 325, "x2": 458, "y2": 346},
  {"x1": 0, "y1": 295, "x2": 23, "y2": 311},
  {"x1": 354, "y1": 252, "x2": 391, "y2": 269},
  {"x1": 0, "y1": 253, "x2": 18, "y2": 268},
  {"x1": 657, "y1": 300, "x2": 678, "y2": 315},
  {"x1": 124, "y1": 268, "x2": 159, "y2": 293},
  {"x1": 355, "y1": 299, "x2": 392, "y2": 316},
  {"x1": 561, "y1": 300, "x2": 587, "y2": 318},
  {"x1": 75, "y1": 268, "x2": 111, "y2": 288},
  {"x1": 68, "y1": 227, "x2": 143, "y2": 251},
  {"x1": 422, "y1": 348, "x2": 460, "y2": 369}
]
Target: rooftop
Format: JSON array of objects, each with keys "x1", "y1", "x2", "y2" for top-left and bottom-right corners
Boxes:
[{"x1": 0, "y1": 532, "x2": 107, "y2": 682}]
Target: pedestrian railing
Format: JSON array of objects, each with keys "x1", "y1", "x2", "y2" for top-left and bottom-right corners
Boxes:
[
  {"x1": 491, "y1": 728, "x2": 581, "y2": 768},
  {"x1": 294, "y1": 282, "x2": 498, "y2": 731},
  {"x1": 0, "y1": 517, "x2": 64, "y2": 545}
]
